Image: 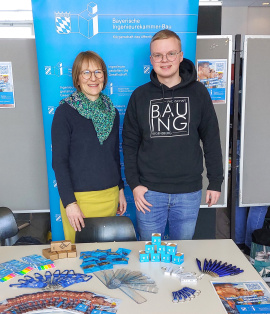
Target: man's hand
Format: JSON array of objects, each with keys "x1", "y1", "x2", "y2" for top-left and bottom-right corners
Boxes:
[
  {"x1": 206, "y1": 190, "x2": 221, "y2": 207},
  {"x1": 66, "y1": 203, "x2": 85, "y2": 231},
  {"x1": 117, "y1": 188, "x2": 127, "y2": 215},
  {"x1": 133, "y1": 185, "x2": 152, "y2": 214}
]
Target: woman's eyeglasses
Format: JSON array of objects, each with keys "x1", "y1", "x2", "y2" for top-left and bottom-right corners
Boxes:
[{"x1": 80, "y1": 69, "x2": 104, "y2": 80}]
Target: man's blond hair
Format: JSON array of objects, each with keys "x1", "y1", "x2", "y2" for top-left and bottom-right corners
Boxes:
[{"x1": 151, "y1": 30, "x2": 181, "y2": 50}]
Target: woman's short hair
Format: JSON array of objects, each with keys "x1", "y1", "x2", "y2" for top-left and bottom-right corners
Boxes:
[
  {"x1": 150, "y1": 30, "x2": 182, "y2": 50},
  {"x1": 72, "y1": 51, "x2": 108, "y2": 91}
]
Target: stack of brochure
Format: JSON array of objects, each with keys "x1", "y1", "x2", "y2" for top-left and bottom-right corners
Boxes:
[{"x1": 0, "y1": 290, "x2": 121, "y2": 313}]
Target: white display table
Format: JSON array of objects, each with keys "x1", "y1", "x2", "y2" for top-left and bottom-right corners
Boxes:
[{"x1": 0, "y1": 239, "x2": 268, "y2": 314}]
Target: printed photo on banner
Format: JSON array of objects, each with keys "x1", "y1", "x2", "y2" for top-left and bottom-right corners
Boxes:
[
  {"x1": 211, "y1": 281, "x2": 270, "y2": 314},
  {"x1": 0, "y1": 62, "x2": 15, "y2": 108},
  {"x1": 197, "y1": 59, "x2": 227, "y2": 104}
]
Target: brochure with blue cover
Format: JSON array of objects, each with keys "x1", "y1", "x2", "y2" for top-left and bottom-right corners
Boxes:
[{"x1": 211, "y1": 281, "x2": 270, "y2": 314}]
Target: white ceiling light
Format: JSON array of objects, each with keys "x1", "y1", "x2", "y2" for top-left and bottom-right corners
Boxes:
[{"x1": 199, "y1": 0, "x2": 222, "y2": 5}]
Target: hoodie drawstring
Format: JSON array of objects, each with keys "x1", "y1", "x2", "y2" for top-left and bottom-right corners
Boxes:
[
  {"x1": 160, "y1": 83, "x2": 165, "y2": 106},
  {"x1": 160, "y1": 83, "x2": 176, "y2": 106}
]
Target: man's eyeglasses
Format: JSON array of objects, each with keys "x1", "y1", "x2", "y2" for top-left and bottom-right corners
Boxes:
[
  {"x1": 151, "y1": 51, "x2": 182, "y2": 63},
  {"x1": 80, "y1": 69, "x2": 104, "y2": 80}
]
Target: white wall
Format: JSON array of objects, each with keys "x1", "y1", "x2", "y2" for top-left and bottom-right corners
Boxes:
[
  {"x1": 222, "y1": 7, "x2": 270, "y2": 52},
  {"x1": 247, "y1": 7, "x2": 270, "y2": 35},
  {"x1": 222, "y1": 7, "x2": 270, "y2": 35},
  {"x1": 221, "y1": 7, "x2": 248, "y2": 37}
]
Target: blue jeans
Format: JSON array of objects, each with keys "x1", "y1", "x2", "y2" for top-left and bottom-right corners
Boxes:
[
  {"x1": 235, "y1": 140, "x2": 268, "y2": 248},
  {"x1": 235, "y1": 205, "x2": 268, "y2": 248},
  {"x1": 136, "y1": 190, "x2": 202, "y2": 241}
]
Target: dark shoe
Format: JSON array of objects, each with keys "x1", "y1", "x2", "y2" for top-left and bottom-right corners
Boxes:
[
  {"x1": 237, "y1": 243, "x2": 245, "y2": 251},
  {"x1": 244, "y1": 245, "x2": 250, "y2": 256}
]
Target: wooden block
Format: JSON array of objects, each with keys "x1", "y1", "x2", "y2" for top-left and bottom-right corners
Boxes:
[
  {"x1": 67, "y1": 245, "x2": 77, "y2": 258},
  {"x1": 57, "y1": 250, "x2": 68, "y2": 259},
  {"x1": 51, "y1": 240, "x2": 71, "y2": 252},
  {"x1": 42, "y1": 248, "x2": 59, "y2": 261}
]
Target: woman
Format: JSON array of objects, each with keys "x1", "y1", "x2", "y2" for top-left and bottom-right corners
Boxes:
[{"x1": 51, "y1": 51, "x2": 127, "y2": 243}]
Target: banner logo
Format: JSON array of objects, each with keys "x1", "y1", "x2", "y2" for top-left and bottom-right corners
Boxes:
[
  {"x1": 55, "y1": 12, "x2": 71, "y2": 34},
  {"x1": 48, "y1": 106, "x2": 55, "y2": 114},
  {"x1": 144, "y1": 65, "x2": 151, "y2": 74},
  {"x1": 55, "y1": 2, "x2": 99, "y2": 38},
  {"x1": 149, "y1": 97, "x2": 190, "y2": 138},
  {"x1": 55, "y1": 214, "x2": 62, "y2": 222},
  {"x1": 44, "y1": 63, "x2": 72, "y2": 76}
]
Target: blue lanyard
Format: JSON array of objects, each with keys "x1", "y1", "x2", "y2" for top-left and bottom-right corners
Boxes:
[{"x1": 9, "y1": 269, "x2": 92, "y2": 289}]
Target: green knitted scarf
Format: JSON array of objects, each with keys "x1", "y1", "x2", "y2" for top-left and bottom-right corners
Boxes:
[{"x1": 61, "y1": 91, "x2": 116, "y2": 145}]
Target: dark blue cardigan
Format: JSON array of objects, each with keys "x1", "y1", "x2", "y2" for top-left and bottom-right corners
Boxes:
[{"x1": 51, "y1": 101, "x2": 124, "y2": 207}]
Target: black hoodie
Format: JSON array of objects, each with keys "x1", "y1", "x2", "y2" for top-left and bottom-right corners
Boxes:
[{"x1": 122, "y1": 58, "x2": 223, "y2": 194}]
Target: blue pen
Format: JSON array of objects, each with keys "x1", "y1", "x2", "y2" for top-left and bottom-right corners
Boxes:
[
  {"x1": 204, "y1": 259, "x2": 209, "y2": 273},
  {"x1": 217, "y1": 269, "x2": 236, "y2": 276},
  {"x1": 216, "y1": 265, "x2": 237, "y2": 275},
  {"x1": 216, "y1": 264, "x2": 235, "y2": 272},
  {"x1": 218, "y1": 267, "x2": 242, "y2": 276},
  {"x1": 196, "y1": 258, "x2": 202, "y2": 272},
  {"x1": 219, "y1": 270, "x2": 243, "y2": 277},
  {"x1": 234, "y1": 269, "x2": 244, "y2": 275},
  {"x1": 217, "y1": 262, "x2": 231, "y2": 271},
  {"x1": 228, "y1": 268, "x2": 243, "y2": 275},
  {"x1": 210, "y1": 261, "x2": 223, "y2": 276},
  {"x1": 208, "y1": 260, "x2": 218, "y2": 275},
  {"x1": 213, "y1": 263, "x2": 232, "y2": 275},
  {"x1": 208, "y1": 259, "x2": 217, "y2": 271},
  {"x1": 216, "y1": 263, "x2": 235, "y2": 276},
  {"x1": 206, "y1": 259, "x2": 213, "y2": 274},
  {"x1": 203, "y1": 259, "x2": 208, "y2": 273}
]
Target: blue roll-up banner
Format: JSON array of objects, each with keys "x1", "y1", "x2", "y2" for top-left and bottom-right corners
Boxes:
[{"x1": 31, "y1": 0, "x2": 199, "y2": 241}]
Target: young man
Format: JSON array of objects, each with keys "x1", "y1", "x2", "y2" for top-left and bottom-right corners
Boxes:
[{"x1": 122, "y1": 30, "x2": 223, "y2": 240}]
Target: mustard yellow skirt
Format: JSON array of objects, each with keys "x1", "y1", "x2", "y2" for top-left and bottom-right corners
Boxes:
[{"x1": 60, "y1": 186, "x2": 119, "y2": 243}]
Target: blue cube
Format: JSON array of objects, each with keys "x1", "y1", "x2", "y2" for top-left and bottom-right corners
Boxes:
[
  {"x1": 172, "y1": 252, "x2": 184, "y2": 265},
  {"x1": 152, "y1": 233, "x2": 161, "y2": 245},
  {"x1": 139, "y1": 251, "x2": 149, "y2": 263},
  {"x1": 157, "y1": 242, "x2": 167, "y2": 254},
  {"x1": 160, "y1": 253, "x2": 171, "y2": 263},
  {"x1": 151, "y1": 253, "x2": 160, "y2": 262},
  {"x1": 145, "y1": 242, "x2": 155, "y2": 254},
  {"x1": 166, "y1": 243, "x2": 178, "y2": 255}
]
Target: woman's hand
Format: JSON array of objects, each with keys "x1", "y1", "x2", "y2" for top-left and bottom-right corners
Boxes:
[
  {"x1": 65, "y1": 202, "x2": 85, "y2": 231},
  {"x1": 117, "y1": 188, "x2": 127, "y2": 216}
]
